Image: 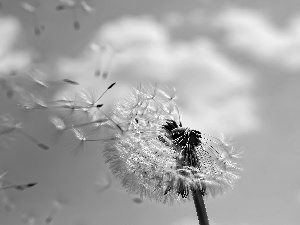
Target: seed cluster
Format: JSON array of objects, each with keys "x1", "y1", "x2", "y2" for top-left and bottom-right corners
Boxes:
[{"x1": 104, "y1": 83, "x2": 242, "y2": 204}]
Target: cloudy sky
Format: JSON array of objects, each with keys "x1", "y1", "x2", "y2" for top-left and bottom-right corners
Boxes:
[{"x1": 0, "y1": 0, "x2": 300, "y2": 225}]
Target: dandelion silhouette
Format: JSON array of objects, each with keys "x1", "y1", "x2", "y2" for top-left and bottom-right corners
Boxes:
[{"x1": 103, "y1": 83, "x2": 242, "y2": 225}]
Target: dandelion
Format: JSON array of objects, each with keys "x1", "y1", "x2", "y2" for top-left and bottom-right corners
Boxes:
[{"x1": 103, "y1": 83, "x2": 242, "y2": 225}]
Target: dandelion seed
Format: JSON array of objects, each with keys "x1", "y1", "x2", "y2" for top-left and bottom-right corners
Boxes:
[
  {"x1": 0, "y1": 190, "x2": 15, "y2": 212},
  {"x1": 94, "y1": 171, "x2": 112, "y2": 193},
  {"x1": 1, "y1": 182, "x2": 37, "y2": 191},
  {"x1": 69, "y1": 127, "x2": 89, "y2": 155},
  {"x1": 73, "y1": 21, "x2": 80, "y2": 30},
  {"x1": 21, "y1": 213, "x2": 36, "y2": 225},
  {"x1": 56, "y1": 0, "x2": 92, "y2": 30},
  {"x1": 70, "y1": 127, "x2": 114, "y2": 155},
  {"x1": 21, "y1": 1, "x2": 43, "y2": 36},
  {"x1": 17, "y1": 129, "x2": 49, "y2": 150},
  {"x1": 55, "y1": 83, "x2": 116, "y2": 117},
  {"x1": 45, "y1": 216, "x2": 52, "y2": 224},
  {"x1": 0, "y1": 114, "x2": 49, "y2": 150},
  {"x1": 0, "y1": 114, "x2": 22, "y2": 136},
  {"x1": 26, "y1": 68, "x2": 80, "y2": 88},
  {"x1": 80, "y1": 0, "x2": 93, "y2": 12},
  {"x1": 104, "y1": 83, "x2": 242, "y2": 225},
  {"x1": 50, "y1": 116, "x2": 66, "y2": 130},
  {"x1": 0, "y1": 173, "x2": 37, "y2": 191},
  {"x1": 0, "y1": 171, "x2": 7, "y2": 181},
  {"x1": 3, "y1": 197, "x2": 14, "y2": 212},
  {"x1": 132, "y1": 197, "x2": 143, "y2": 204},
  {"x1": 45, "y1": 196, "x2": 67, "y2": 224},
  {"x1": 6, "y1": 88, "x2": 13, "y2": 98},
  {"x1": 26, "y1": 68, "x2": 49, "y2": 87},
  {"x1": 94, "y1": 69, "x2": 101, "y2": 77},
  {"x1": 56, "y1": 4, "x2": 68, "y2": 11},
  {"x1": 62, "y1": 79, "x2": 79, "y2": 85},
  {"x1": 91, "y1": 43, "x2": 116, "y2": 79},
  {"x1": 13, "y1": 92, "x2": 47, "y2": 111},
  {"x1": 0, "y1": 78, "x2": 7, "y2": 89},
  {"x1": 51, "y1": 94, "x2": 88, "y2": 121}
]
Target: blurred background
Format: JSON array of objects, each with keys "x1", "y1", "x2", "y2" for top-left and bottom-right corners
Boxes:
[{"x1": 0, "y1": 0, "x2": 300, "y2": 225}]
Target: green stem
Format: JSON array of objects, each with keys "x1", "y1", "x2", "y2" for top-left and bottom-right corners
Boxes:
[{"x1": 192, "y1": 189, "x2": 210, "y2": 225}]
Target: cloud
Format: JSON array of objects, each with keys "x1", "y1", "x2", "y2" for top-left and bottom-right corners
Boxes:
[
  {"x1": 214, "y1": 7, "x2": 300, "y2": 70},
  {"x1": 57, "y1": 15, "x2": 258, "y2": 135},
  {"x1": 0, "y1": 17, "x2": 32, "y2": 74}
]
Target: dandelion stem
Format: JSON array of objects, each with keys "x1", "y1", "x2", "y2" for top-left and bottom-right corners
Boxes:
[{"x1": 192, "y1": 189, "x2": 210, "y2": 225}]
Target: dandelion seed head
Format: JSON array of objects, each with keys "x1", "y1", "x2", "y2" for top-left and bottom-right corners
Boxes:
[{"x1": 104, "y1": 83, "x2": 242, "y2": 204}]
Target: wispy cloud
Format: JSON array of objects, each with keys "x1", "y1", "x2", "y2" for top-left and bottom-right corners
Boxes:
[
  {"x1": 57, "y1": 15, "x2": 258, "y2": 135},
  {"x1": 214, "y1": 7, "x2": 300, "y2": 70}
]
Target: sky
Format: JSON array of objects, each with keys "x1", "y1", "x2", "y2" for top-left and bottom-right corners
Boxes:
[{"x1": 0, "y1": 0, "x2": 300, "y2": 225}]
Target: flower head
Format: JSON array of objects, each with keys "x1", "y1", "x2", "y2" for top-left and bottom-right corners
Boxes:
[{"x1": 104, "y1": 83, "x2": 242, "y2": 204}]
